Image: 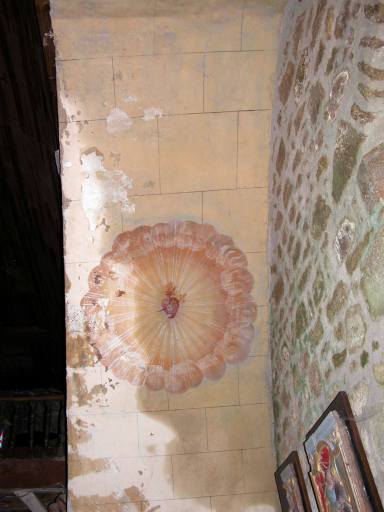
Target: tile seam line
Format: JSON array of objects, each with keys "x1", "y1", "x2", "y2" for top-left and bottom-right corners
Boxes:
[
  {"x1": 63, "y1": 186, "x2": 269, "y2": 203},
  {"x1": 70, "y1": 447, "x2": 269, "y2": 461},
  {"x1": 236, "y1": 111, "x2": 240, "y2": 188},
  {"x1": 68, "y1": 400, "x2": 271, "y2": 415},
  {"x1": 95, "y1": 489, "x2": 278, "y2": 501},
  {"x1": 240, "y1": 448, "x2": 246, "y2": 494},
  {"x1": 153, "y1": 490, "x2": 279, "y2": 500},
  {"x1": 69, "y1": 403, "x2": 270, "y2": 418},
  {"x1": 156, "y1": 116, "x2": 162, "y2": 195},
  {"x1": 59, "y1": 108, "x2": 273, "y2": 125},
  {"x1": 111, "y1": 56, "x2": 117, "y2": 107},
  {"x1": 56, "y1": 49, "x2": 278, "y2": 62},
  {"x1": 240, "y1": 0, "x2": 246, "y2": 51},
  {"x1": 170, "y1": 449, "x2": 175, "y2": 499},
  {"x1": 79, "y1": 488, "x2": 278, "y2": 506}
]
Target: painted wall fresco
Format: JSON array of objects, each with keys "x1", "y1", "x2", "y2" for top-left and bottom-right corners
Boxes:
[
  {"x1": 82, "y1": 221, "x2": 256, "y2": 394},
  {"x1": 269, "y1": 0, "x2": 384, "y2": 502},
  {"x1": 52, "y1": 0, "x2": 283, "y2": 509}
]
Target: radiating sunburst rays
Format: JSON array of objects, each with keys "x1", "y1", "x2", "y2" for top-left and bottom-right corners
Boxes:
[{"x1": 81, "y1": 221, "x2": 256, "y2": 393}]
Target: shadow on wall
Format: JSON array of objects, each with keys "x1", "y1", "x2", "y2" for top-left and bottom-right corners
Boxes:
[{"x1": 135, "y1": 385, "x2": 278, "y2": 512}]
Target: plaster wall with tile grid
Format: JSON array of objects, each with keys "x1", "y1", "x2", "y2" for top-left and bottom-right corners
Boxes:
[{"x1": 52, "y1": 0, "x2": 284, "y2": 510}]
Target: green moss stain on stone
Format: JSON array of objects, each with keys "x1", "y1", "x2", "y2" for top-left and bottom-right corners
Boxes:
[
  {"x1": 316, "y1": 155, "x2": 328, "y2": 180},
  {"x1": 373, "y1": 363, "x2": 384, "y2": 385},
  {"x1": 326, "y1": 47, "x2": 339, "y2": 75},
  {"x1": 335, "y1": 0, "x2": 352, "y2": 39},
  {"x1": 292, "y1": 240, "x2": 302, "y2": 266},
  {"x1": 358, "y1": 61, "x2": 384, "y2": 80},
  {"x1": 357, "y1": 143, "x2": 384, "y2": 213},
  {"x1": 313, "y1": 268, "x2": 325, "y2": 306},
  {"x1": 283, "y1": 180, "x2": 293, "y2": 209},
  {"x1": 274, "y1": 210, "x2": 283, "y2": 231},
  {"x1": 361, "y1": 227, "x2": 384, "y2": 318},
  {"x1": 327, "y1": 281, "x2": 348, "y2": 322},
  {"x1": 346, "y1": 230, "x2": 372, "y2": 274},
  {"x1": 294, "y1": 103, "x2": 305, "y2": 133},
  {"x1": 364, "y1": 3, "x2": 384, "y2": 23},
  {"x1": 345, "y1": 304, "x2": 367, "y2": 352},
  {"x1": 332, "y1": 121, "x2": 365, "y2": 203},
  {"x1": 287, "y1": 234, "x2": 294, "y2": 254},
  {"x1": 272, "y1": 276, "x2": 284, "y2": 305},
  {"x1": 295, "y1": 302, "x2": 308, "y2": 337},
  {"x1": 351, "y1": 103, "x2": 375, "y2": 125},
  {"x1": 298, "y1": 266, "x2": 310, "y2": 293},
  {"x1": 332, "y1": 349, "x2": 347, "y2": 368},
  {"x1": 308, "y1": 81, "x2": 325, "y2": 124},
  {"x1": 372, "y1": 340, "x2": 380, "y2": 351},
  {"x1": 358, "y1": 82, "x2": 384, "y2": 100},
  {"x1": 310, "y1": 0, "x2": 327, "y2": 49},
  {"x1": 360, "y1": 36, "x2": 384, "y2": 49},
  {"x1": 276, "y1": 139, "x2": 286, "y2": 175},
  {"x1": 360, "y1": 350, "x2": 369, "y2": 367},
  {"x1": 302, "y1": 239, "x2": 311, "y2": 261},
  {"x1": 279, "y1": 61, "x2": 295, "y2": 105},
  {"x1": 309, "y1": 318, "x2": 324, "y2": 348},
  {"x1": 334, "y1": 321, "x2": 345, "y2": 341},
  {"x1": 311, "y1": 196, "x2": 331, "y2": 240},
  {"x1": 273, "y1": 399, "x2": 281, "y2": 421}
]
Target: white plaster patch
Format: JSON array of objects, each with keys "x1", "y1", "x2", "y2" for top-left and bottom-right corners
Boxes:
[
  {"x1": 106, "y1": 108, "x2": 133, "y2": 133},
  {"x1": 63, "y1": 161, "x2": 73, "y2": 168},
  {"x1": 80, "y1": 149, "x2": 134, "y2": 231},
  {"x1": 68, "y1": 456, "x2": 172, "y2": 503},
  {"x1": 123, "y1": 95, "x2": 138, "y2": 103},
  {"x1": 65, "y1": 303, "x2": 85, "y2": 333},
  {"x1": 143, "y1": 107, "x2": 163, "y2": 121}
]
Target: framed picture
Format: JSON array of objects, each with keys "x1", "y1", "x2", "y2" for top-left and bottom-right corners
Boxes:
[
  {"x1": 275, "y1": 451, "x2": 312, "y2": 511},
  {"x1": 304, "y1": 391, "x2": 383, "y2": 512}
]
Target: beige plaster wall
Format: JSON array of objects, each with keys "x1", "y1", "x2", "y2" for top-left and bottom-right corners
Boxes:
[{"x1": 52, "y1": 1, "x2": 284, "y2": 510}]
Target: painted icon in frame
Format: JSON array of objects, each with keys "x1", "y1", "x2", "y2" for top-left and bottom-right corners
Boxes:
[
  {"x1": 275, "y1": 451, "x2": 312, "y2": 511},
  {"x1": 304, "y1": 391, "x2": 383, "y2": 512}
]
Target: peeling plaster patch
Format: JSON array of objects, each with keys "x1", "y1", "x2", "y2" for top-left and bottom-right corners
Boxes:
[
  {"x1": 124, "y1": 486, "x2": 149, "y2": 509},
  {"x1": 143, "y1": 107, "x2": 163, "y2": 121},
  {"x1": 68, "y1": 417, "x2": 92, "y2": 456},
  {"x1": 67, "y1": 334, "x2": 100, "y2": 368},
  {"x1": 68, "y1": 465, "x2": 153, "y2": 507},
  {"x1": 106, "y1": 108, "x2": 133, "y2": 134},
  {"x1": 66, "y1": 303, "x2": 85, "y2": 333},
  {"x1": 80, "y1": 149, "x2": 134, "y2": 231},
  {"x1": 67, "y1": 370, "x2": 107, "y2": 413},
  {"x1": 123, "y1": 95, "x2": 138, "y2": 103},
  {"x1": 70, "y1": 458, "x2": 110, "y2": 479}
]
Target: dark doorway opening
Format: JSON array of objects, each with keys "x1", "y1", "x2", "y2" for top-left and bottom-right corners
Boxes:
[{"x1": 0, "y1": 0, "x2": 66, "y2": 508}]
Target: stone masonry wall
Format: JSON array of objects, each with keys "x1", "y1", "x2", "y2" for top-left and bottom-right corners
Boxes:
[{"x1": 269, "y1": 0, "x2": 384, "y2": 501}]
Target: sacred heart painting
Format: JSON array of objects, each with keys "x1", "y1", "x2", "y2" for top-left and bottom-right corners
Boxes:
[{"x1": 81, "y1": 221, "x2": 256, "y2": 393}]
